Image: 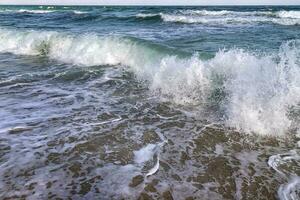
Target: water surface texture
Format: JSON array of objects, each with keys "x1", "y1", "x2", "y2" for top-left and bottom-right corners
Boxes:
[{"x1": 0, "y1": 5, "x2": 300, "y2": 200}]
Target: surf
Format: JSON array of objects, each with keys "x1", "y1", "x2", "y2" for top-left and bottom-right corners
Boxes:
[{"x1": 0, "y1": 27, "x2": 299, "y2": 136}]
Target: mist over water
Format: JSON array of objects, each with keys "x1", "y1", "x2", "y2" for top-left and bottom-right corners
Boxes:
[{"x1": 0, "y1": 5, "x2": 299, "y2": 200}]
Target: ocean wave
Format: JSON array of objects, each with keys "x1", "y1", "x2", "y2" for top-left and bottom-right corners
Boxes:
[
  {"x1": 0, "y1": 28, "x2": 299, "y2": 135},
  {"x1": 178, "y1": 9, "x2": 276, "y2": 17},
  {"x1": 135, "y1": 10, "x2": 300, "y2": 26},
  {"x1": 161, "y1": 13, "x2": 300, "y2": 25}
]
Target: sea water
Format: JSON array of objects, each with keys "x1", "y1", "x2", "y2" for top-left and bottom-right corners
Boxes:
[{"x1": 0, "y1": 5, "x2": 299, "y2": 199}]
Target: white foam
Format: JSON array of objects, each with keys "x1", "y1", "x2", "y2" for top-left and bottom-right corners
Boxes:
[
  {"x1": 0, "y1": 9, "x2": 54, "y2": 14},
  {"x1": 268, "y1": 150, "x2": 300, "y2": 176},
  {"x1": 145, "y1": 156, "x2": 159, "y2": 177},
  {"x1": 17, "y1": 9, "x2": 55, "y2": 14},
  {"x1": 161, "y1": 14, "x2": 210, "y2": 24},
  {"x1": 134, "y1": 144, "x2": 157, "y2": 164},
  {"x1": 136, "y1": 13, "x2": 159, "y2": 18},
  {"x1": 278, "y1": 177, "x2": 300, "y2": 200},
  {"x1": 180, "y1": 9, "x2": 232, "y2": 16},
  {"x1": 272, "y1": 18, "x2": 300, "y2": 26},
  {"x1": 177, "y1": 10, "x2": 274, "y2": 17},
  {"x1": 161, "y1": 13, "x2": 247, "y2": 24},
  {"x1": 136, "y1": 10, "x2": 272, "y2": 21},
  {"x1": 0, "y1": 9, "x2": 86, "y2": 15},
  {"x1": 0, "y1": 28, "x2": 299, "y2": 135},
  {"x1": 73, "y1": 11, "x2": 88, "y2": 14},
  {"x1": 277, "y1": 11, "x2": 300, "y2": 19},
  {"x1": 160, "y1": 13, "x2": 300, "y2": 25}
]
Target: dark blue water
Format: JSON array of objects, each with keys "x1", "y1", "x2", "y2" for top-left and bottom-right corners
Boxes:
[
  {"x1": 0, "y1": 5, "x2": 300, "y2": 200},
  {"x1": 0, "y1": 6, "x2": 300, "y2": 52}
]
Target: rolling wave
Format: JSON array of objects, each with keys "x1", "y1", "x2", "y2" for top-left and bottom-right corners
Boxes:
[{"x1": 0, "y1": 27, "x2": 299, "y2": 135}]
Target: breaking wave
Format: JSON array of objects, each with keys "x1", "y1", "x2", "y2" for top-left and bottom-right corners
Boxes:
[{"x1": 0, "y1": 27, "x2": 299, "y2": 135}]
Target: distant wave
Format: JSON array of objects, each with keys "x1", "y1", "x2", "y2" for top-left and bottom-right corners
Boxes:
[
  {"x1": 1, "y1": 8, "x2": 300, "y2": 25},
  {"x1": 180, "y1": 9, "x2": 234, "y2": 16},
  {"x1": 179, "y1": 9, "x2": 300, "y2": 18},
  {"x1": 0, "y1": 27, "x2": 299, "y2": 136},
  {"x1": 135, "y1": 13, "x2": 162, "y2": 22},
  {"x1": 0, "y1": 9, "x2": 88, "y2": 15},
  {"x1": 136, "y1": 13, "x2": 159, "y2": 18},
  {"x1": 136, "y1": 10, "x2": 300, "y2": 25},
  {"x1": 161, "y1": 14, "x2": 300, "y2": 25},
  {"x1": 17, "y1": 9, "x2": 55, "y2": 14},
  {"x1": 73, "y1": 11, "x2": 88, "y2": 14}
]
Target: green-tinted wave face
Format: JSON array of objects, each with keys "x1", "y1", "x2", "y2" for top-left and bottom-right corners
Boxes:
[{"x1": 0, "y1": 5, "x2": 300, "y2": 200}]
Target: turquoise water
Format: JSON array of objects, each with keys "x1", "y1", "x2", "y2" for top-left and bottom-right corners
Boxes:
[{"x1": 0, "y1": 5, "x2": 300, "y2": 199}]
